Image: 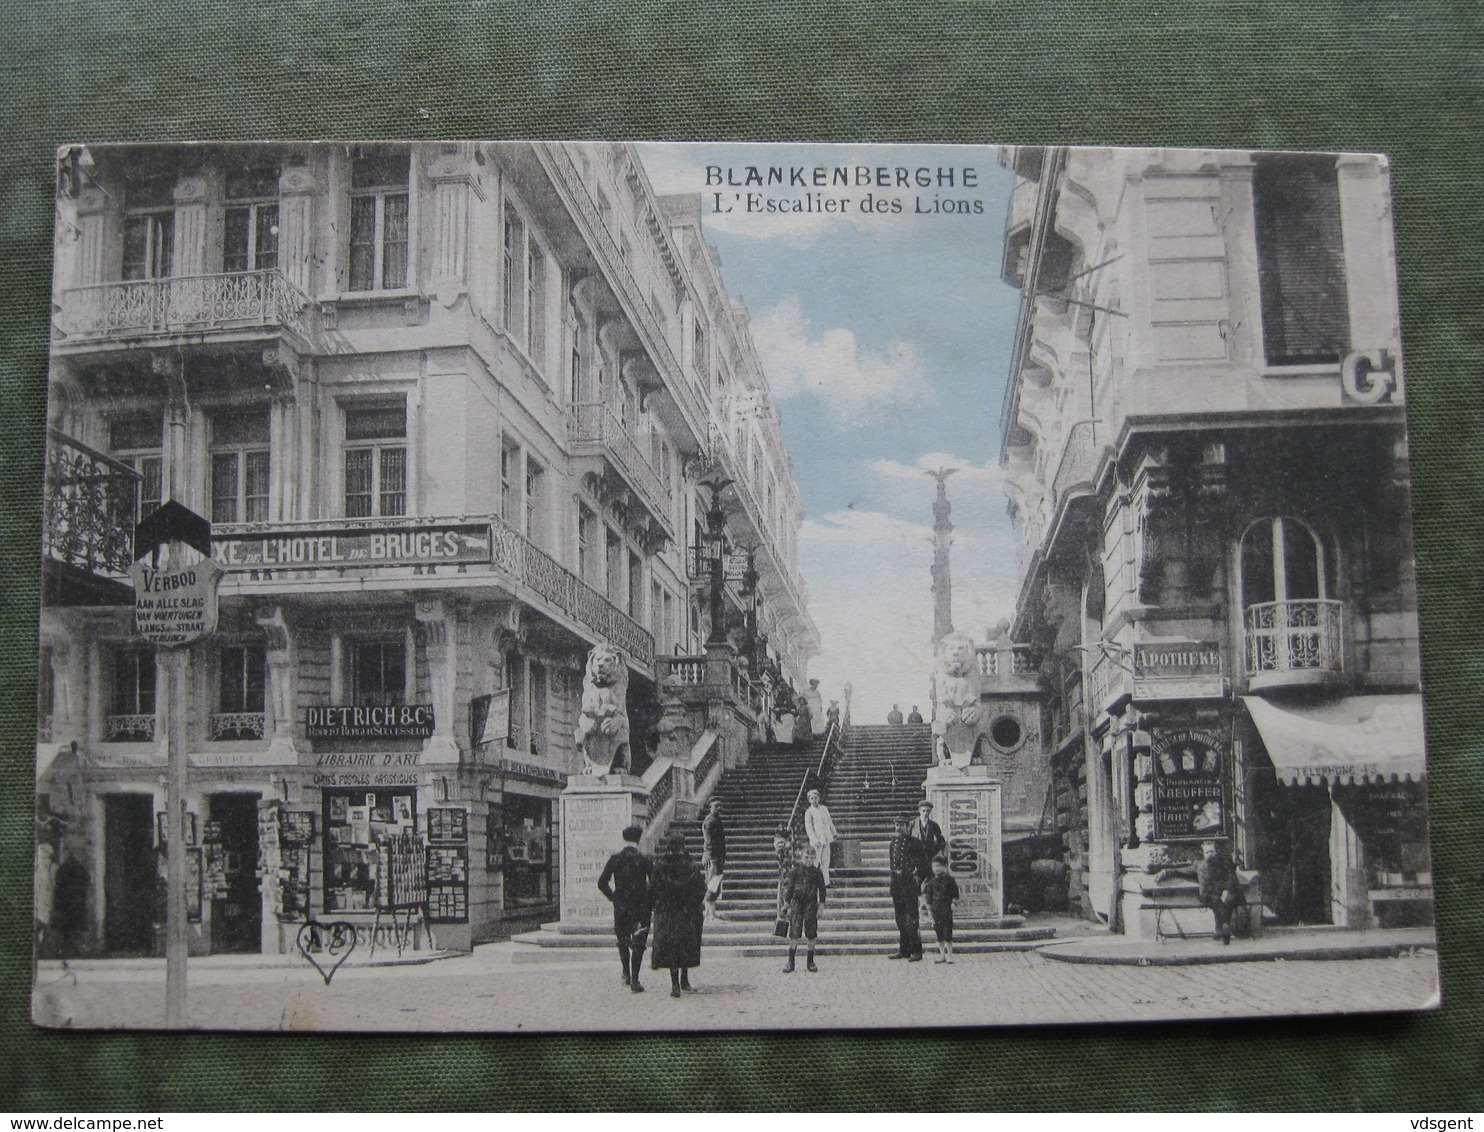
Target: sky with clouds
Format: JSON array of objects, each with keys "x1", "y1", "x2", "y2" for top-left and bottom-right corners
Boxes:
[{"x1": 637, "y1": 143, "x2": 1023, "y2": 723}]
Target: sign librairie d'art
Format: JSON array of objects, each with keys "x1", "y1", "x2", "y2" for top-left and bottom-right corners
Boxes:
[
  {"x1": 214, "y1": 521, "x2": 492, "y2": 571},
  {"x1": 1151, "y1": 726, "x2": 1230, "y2": 840}
]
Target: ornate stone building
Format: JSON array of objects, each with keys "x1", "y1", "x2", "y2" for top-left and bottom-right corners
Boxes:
[
  {"x1": 997, "y1": 147, "x2": 1428, "y2": 937},
  {"x1": 38, "y1": 142, "x2": 816, "y2": 956}
]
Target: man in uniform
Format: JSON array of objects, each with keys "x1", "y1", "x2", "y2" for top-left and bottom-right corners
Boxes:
[
  {"x1": 910, "y1": 799, "x2": 946, "y2": 884},
  {"x1": 597, "y1": 824, "x2": 652, "y2": 992},
  {"x1": 887, "y1": 815, "x2": 924, "y2": 961}
]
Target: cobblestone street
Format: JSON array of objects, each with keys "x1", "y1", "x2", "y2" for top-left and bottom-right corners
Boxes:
[{"x1": 31, "y1": 944, "x2": 1439, "y2": 1033}]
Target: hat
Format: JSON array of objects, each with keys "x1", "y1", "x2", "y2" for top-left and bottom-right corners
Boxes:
[
  {"x1": 893, "y1": 815, "x2": 911, "y2": 827},
  {"x1": 621, "y1": 825, "x2": 643, "y2": 843},
  {"x1": 918, "y1": 800, "x2": 933, "y2": 810}
]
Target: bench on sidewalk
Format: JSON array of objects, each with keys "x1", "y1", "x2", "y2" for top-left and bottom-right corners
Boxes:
[{"x1": 1141, "y1": 877, "x2": 1263, "y2": 943}]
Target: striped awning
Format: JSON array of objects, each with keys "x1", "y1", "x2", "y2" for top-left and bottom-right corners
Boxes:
[{"x1": 1240, "y1": 694, "x2": 1426, "y2": 786}]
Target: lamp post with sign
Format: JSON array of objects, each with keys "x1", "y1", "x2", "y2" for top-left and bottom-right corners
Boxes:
[
  {"x1": 699, "y1": 476, "x2": 734, "y2": 647},
  {"x1": 130, "y1": 500, "x2": 223, "y2": 1028}
]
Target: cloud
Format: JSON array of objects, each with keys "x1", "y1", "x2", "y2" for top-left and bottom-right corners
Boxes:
[
  {"x1": 750, "y1": 297, "x2": 930, "y2": 423},
  {"x1": 870, "y1": 452, "x2": 1006, "y2": 491},
  {"x1": 798, "y1": 507, "x2": 1019, "y2": 725}
]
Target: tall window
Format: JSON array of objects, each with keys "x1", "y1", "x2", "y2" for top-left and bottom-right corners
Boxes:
[
  {"x1": 224, "y1": 166, "x2": 279, "y2": 273},
  {"x1": 501, "y1": 438, "x2": 521, "y2": 528},
  {"x1": 343, "y1": 403, "x2": 407, "y2": 518},
  {"x1": 109, "y1": 415, "x2": 163, "y2": 524},
  {"x1": 218, "y1": 645, "x2": 266, "y2": 713},
  {"x1": 352, "y1": 640, "x2": 405, "y2": 706},
  {"x1": 606, "y1": 529, "x2": 623, "y2": 603},
  {"x1": 111, "y1": 647, "x2": 156, "y2": 717},
  {"x1": 628, "y1": 550, "x2": 643, "y2": 620},
  {"x1": 502, "y1": 206, "x2": 524, "y2": 333},
  {"x1": 1253, "y1": 155, "x2": 1350, "y2": 366},
  {"x1": 122, "y1": 174, "x2": 174, "y2": 280},
  {"x1": 577, "y1": 503, "x2": 599, "y2": 584},
  {"x1": 1240, "y1": 516, "x2": 1331, "y2": 608},
  {"x1": 348, "y1": 151, "x2": 409, "y2": 291},
  {"x1": 528, "y1": 661, "x2": 548, "y2": 757},
  {"x1": 211, "y1": 409, "x2": 270, "y2": 523},
  {"x1": 501, "y1": 205, "x2": 552, "y2": 370},
  {"x1": 693, "y1": 316, "x2": 709, "y2": 382},
  {"x1": 526, "y1": 243, "x2": 546, "y2": 358},
  {"x1": 524, "y1": 456, "x2": 544, "y2": 545}
]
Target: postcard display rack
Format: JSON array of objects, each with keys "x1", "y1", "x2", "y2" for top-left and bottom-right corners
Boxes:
[
  {"x1": 425, "y1": 807, "x2": 471, "y2": 949},
  {"x1": 255, "y1": 801, "x2": 317, "y2": 953}
]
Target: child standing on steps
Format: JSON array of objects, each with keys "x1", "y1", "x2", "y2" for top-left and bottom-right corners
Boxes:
[
  {"x1": 921, "y1": 855, "x2": 960, "y2": 964},
  {"x1": 780, "y1": 843, "x2": 827, "y2": 973}
]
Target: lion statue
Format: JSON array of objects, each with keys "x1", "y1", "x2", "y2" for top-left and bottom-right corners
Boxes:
[
  {"x1": 934, "y1": 631, "x2": 982, "y2": 769},
  {"x1": 576, "y1": 643, "x2": 631, "y2": 775}
]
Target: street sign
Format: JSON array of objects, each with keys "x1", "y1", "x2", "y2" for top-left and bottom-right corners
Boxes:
[
  {"x1": 134, "y1": 500, "x2": 213, "y2": 560},
  {"x1": 127, "y1": 556, "x2": 225, "y2": 647}
]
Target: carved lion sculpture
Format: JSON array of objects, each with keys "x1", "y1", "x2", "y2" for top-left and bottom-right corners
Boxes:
[
  {"x1": 576, "y1": 643, "x2": 631, "y2": 775},
  {"x1": 935, "y1": 631, "x2": 982, "y2": 769}
]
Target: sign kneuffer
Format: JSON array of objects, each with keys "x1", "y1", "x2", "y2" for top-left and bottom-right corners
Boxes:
[{"x1": 127, "y1": 557, "x2": 225, "y2": 647}]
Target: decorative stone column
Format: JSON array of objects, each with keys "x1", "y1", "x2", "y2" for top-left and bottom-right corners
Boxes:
[
  {"x1": 922, "y1": 763, "x2": 1004, "y2": 921},
  {"x1": 425, "y1": 147, "x2": 482, "y2": 306},
  {"x1": 276, "y1": 164, "x2": 318, "y2": 295},
  {"x1": 171, "y1": 174, "x2": 210, "y2": 277},
  {"x1": 255, "y1": 606, "x2": 298, "y2": 761},
  {"x1": 416, "y1": 599, "x2": 461, "y2": 765}
]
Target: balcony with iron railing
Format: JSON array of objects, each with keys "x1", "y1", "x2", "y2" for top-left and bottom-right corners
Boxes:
[
  {"x1": 53, "y1": 269, "x2": 315, "y2": 352},
  {"x1": 569, "y1": 402, "x2": 673, "y2": 532},
  {"x1": 1244, "y1": 599, "x2": 1346, "y2": 690},
  {"x1": 44, "y1": 428, "x2": 139, "y2": 586}
]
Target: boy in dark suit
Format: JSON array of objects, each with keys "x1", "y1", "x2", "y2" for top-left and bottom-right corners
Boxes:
[
  {"x1": 597, "y1": 824, "x2": 652, "y2": 992},
  {"x1": 921, "y1": 855, "x2": 960, "y2": 963}
]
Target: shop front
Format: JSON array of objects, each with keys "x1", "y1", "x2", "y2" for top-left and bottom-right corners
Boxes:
[{"x1": 1240, "y1": 694, "x2": 1430, "y2": 929}]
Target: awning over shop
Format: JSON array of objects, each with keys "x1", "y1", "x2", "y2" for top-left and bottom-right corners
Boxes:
[{"x1": 1240, "y1": 694, "x2": 1426, "y2": 786}]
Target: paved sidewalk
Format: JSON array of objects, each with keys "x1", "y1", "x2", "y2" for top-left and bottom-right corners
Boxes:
[
  {"x1": 1038, "y1": 926, "x2": 1437, "y2": 965},
  {"x1": 32, "y1": 939, "x2": 1439, "y2": 1032}
]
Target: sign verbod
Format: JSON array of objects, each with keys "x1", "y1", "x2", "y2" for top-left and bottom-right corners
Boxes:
[{"x1": 127, "y1": 557, "x2": 225, "y2": 647}]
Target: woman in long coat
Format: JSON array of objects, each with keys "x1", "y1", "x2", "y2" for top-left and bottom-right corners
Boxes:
[{"x1": 650, "y1": 834, "x2": 707, "y2": 997}]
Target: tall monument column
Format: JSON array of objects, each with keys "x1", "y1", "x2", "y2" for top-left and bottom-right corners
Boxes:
[{"x1": 929, "y1": 469, "x2": 957, "y2": 645}]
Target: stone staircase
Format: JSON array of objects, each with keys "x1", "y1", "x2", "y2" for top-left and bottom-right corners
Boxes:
[{"x1": 512, "y1": 724, "x2": 1055, "y2": 958}]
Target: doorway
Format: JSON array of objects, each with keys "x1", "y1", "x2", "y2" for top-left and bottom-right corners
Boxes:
[
  {"x1": 207, "y1": 793, "x2": 262, "y2": 953},
  {"x1": 103, "y1": 793, "x2": 156, "y2": 954}
]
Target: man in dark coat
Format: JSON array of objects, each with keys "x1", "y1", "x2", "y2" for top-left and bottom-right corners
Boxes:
[
  {"x1": 1159, "y1": 839, "x2": 1244, "y2": 944},
  {"x1": 597, "y1": 824, "x2": 652, "y2": 992},
  {"x1": 650, "y1": 834, "x2": 708, "y2": 996},
  {"x1": 887, "y1": 816, "x2": 924, "y2": 961},
  {"x1": 909, "y1": 800, "x2": 946, "y2": 884}
]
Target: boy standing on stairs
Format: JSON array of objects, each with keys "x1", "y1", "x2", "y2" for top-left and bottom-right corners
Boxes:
[
  {"x1": 781, "y1": 843, "x2": 827, "y2": 973},
  {"x1": 701, "y1": 798, "x2": 727, "y2": 921},
  {"x1": 921, "y1": 855, "x2": 960, "y2": 964}
]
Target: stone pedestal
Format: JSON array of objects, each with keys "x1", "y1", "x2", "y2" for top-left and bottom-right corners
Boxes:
[
  {"x1": 922, "y1": 764, "x2": 1003, "y2": 920},
  {"x1": 558, "y1": 775, "x2": 649, "y2": 927}
]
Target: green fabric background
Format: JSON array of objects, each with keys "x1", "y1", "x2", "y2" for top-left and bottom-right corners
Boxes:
[{"x1": 2, "y1": 0, "x2": 1480, "y2": 1111}]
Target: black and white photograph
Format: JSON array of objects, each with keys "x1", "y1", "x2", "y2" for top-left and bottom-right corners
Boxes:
[{"x1": 30, "y1": 141, "x2": 1438, "y2": 1032}]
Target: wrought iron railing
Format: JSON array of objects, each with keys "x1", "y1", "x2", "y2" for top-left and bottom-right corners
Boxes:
[
  {"x1": 209, "y1": 712, "x2": 266, "y2": 741},
  {"x1": 488, "y1": 517, "x2": 655, "y2": 665},
  {"x1": 44, "y1": 429, "x2": 140, "y2": 578},
  {"x1": 1244, "y1": 599, "x2": 1345, "y2": 678},
  {"x1": 104, "y1": 714, "x2": 156, "y2": 742},
  {"x1": 569, "y1": 402, "x2": 672, "y2": 525},
  {"x1": 55, "y1": 270, "x2": 314, "y2": 343}
]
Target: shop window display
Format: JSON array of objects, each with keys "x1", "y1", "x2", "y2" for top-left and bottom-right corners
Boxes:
[
  {"x1": 501, "y1": 794, "x2": 553, "y2": 909},
  {"x1": 322, "y1": 788, "x2": 416, "y2": 914}
]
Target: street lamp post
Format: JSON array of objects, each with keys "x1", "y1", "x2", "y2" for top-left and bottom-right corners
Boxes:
[{"x1": 699, "y1": 476, "x2": 734, "y2": 647}]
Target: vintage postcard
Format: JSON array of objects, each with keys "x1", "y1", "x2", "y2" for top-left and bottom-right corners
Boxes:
[{"x1": 31, "y1": 141, "x2": 1438, "y2": 1031}]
